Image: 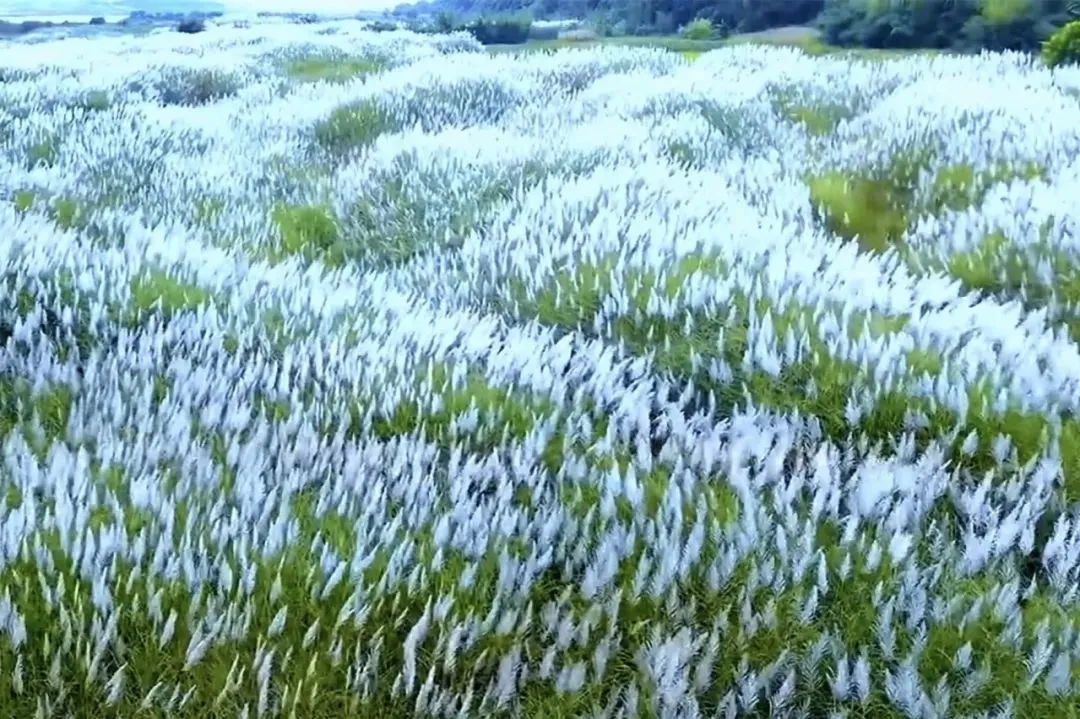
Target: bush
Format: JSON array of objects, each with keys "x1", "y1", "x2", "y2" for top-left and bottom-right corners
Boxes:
[
  {"x1": 681, "y1": 18, "x2": 716, "y2": 40},
  {"x1": 1043, "y1": 19, "x2": 1080, "y2": 66},
  {"x1": 149, "y1": 68, "x2": 240, "y2": 106},
  {"x1": 314, "y1": 100, "x2": 397, "y2": 158},
  {"x1": 175, "y1": 18, "x2": 205, "y2": 34},
  {"x1": 465, "y1": 17, "x2": 532, "y2": 45},
  {"x1": 366, "y1": 20, "x2": 399, "y2": 32},
  {"x1": 434, "y1": 11, "x2": 458, "y2": 33},
  {"x1": 88, "y1": 16, "x2": 106, "y2": 25}
]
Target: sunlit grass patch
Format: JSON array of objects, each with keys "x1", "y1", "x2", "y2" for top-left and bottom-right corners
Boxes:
[
  {"x1": 0, "y1": 377, "x2": 75, "y2": 456},
  {"x1": 267, "y1": 202, "x2": 345, "y2": 266},
  {"x1": 924, "y1": 159, "x2": 1044, "y2": 212},
  {"x1": 808, "y1": 170, "x2": 910, "y2": 252},
  {"x1": 25, "y1": 135, "x2": 59, "y2": 169},
  {"x1": 777, "y1": 102, "x2": 852, "y2": 136},
  {"x1": 764, "y1": 83, "x2": 863, "y2": 139},
  {"x1": 126, "y1": 269, "x2": 215, "y2": 323},
  {"x1": 13, "y1": 189, "x2": 85, "y2": 228},
  {"x1": 808, "y1": 155, "x2": 1045, "y2": 253},
  {"x1": 284, "y1": 54, "x2": 384, "y2": 84}
]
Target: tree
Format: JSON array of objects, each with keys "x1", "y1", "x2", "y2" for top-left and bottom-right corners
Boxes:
[
  {"x1": 175, "y1": 17, "x2": 206, "y2": 33},
  {"x1": 1043, "y1": 17, "x2": 1080, "y2": 64}
]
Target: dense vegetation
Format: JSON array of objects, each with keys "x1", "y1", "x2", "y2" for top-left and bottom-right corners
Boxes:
[
  {"x1": 393, "y1": 0, "x2": 1080, "y2": 53},
  {"x1": 6, "y1": 17, "x2": 1080, "y2": 717}
]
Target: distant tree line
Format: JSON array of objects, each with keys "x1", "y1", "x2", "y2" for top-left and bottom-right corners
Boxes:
[
  {"x1": 392, "y1": 0, "x2": 1080, "y2": 52},
  {"x1": 0, "y1": 19, "x2": 85, "y2": 38},
  {"x1": 820, "y1": 0, "x2": 1077, "y2": 52}
]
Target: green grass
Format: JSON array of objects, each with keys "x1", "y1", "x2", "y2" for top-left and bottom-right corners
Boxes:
[
  {"x1": 313, "y1": 99, "x2": 398, "y2": 158},
  {"x1": 284, "y1": 55, "x2": 385, "y2": 83},
  {"x1": 127, "y1": 270, "x2": 214, "y2": 321},
  {"x1": 267, "y1": 203, "x2": 345, "y2": 266}
]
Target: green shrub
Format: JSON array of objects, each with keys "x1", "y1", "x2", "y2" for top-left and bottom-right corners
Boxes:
[
  {"x1": 26, "y1": 136, "x2": 58, "y2": 169},
  {"x1": 127, "y1": 270, "x2": 213, "y2": 323},
  {"x1": 146, "y1": 68, "x2": 242, "y2": 106},
  {"x1": 466, "y1": 17, "x2": 532, "y2": 45},
  {"x1": 681, "y1": 18, "x2": 716, "y2": 40},
  {"x1": 313, "y1": 100, "x2": 396, "y2": 158},
  {"x1": 366, "y1": 20, "x2": 399, "y2": 32},
  {"x1": 1043, "y1": 19, "x2": 1080, "y2": 67},
  {"x1": 269, "y1": 203, "x2": 344, "y2": 266},
  {"x1": 175, "y1": 18, "x2": 205, "y2": 34}
]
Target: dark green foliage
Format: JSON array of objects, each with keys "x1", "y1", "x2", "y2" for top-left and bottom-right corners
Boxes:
[
  {"x1": 465, "y1": 16, "x2": 533, "y2": 43},
  {"x1": 398, "y1": 0, "x2": 821, "y2": 36},
  {"x1": 175, "y1": 17, "x2": 206, "y2": 33},
  {"x1": 394, "y1": 0, "x2": 1075, "y2": 53},
  {"x1": 681, "y1": 17, "x2": 717, "y2": 39},
  {"x1": 1043, "y1": 18, "x2": 1080, "y2": 65},
  {"x1": 818, "y1": 0, "x2": 1072, "y2": 53}
]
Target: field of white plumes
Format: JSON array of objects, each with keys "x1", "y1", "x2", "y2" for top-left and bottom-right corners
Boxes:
[{"x1": 3, "y1": 17, "x2": 1080, "y2": 718}]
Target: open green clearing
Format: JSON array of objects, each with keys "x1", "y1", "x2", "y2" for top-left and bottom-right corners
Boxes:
[{"x1": 1, "y1": 16, "x2": 1080, "y2": 719}]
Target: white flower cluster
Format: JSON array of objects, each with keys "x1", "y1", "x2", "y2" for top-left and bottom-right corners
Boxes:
[{"x1": 2, "y1": 17, "x2": 1080, "y2": 718}]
